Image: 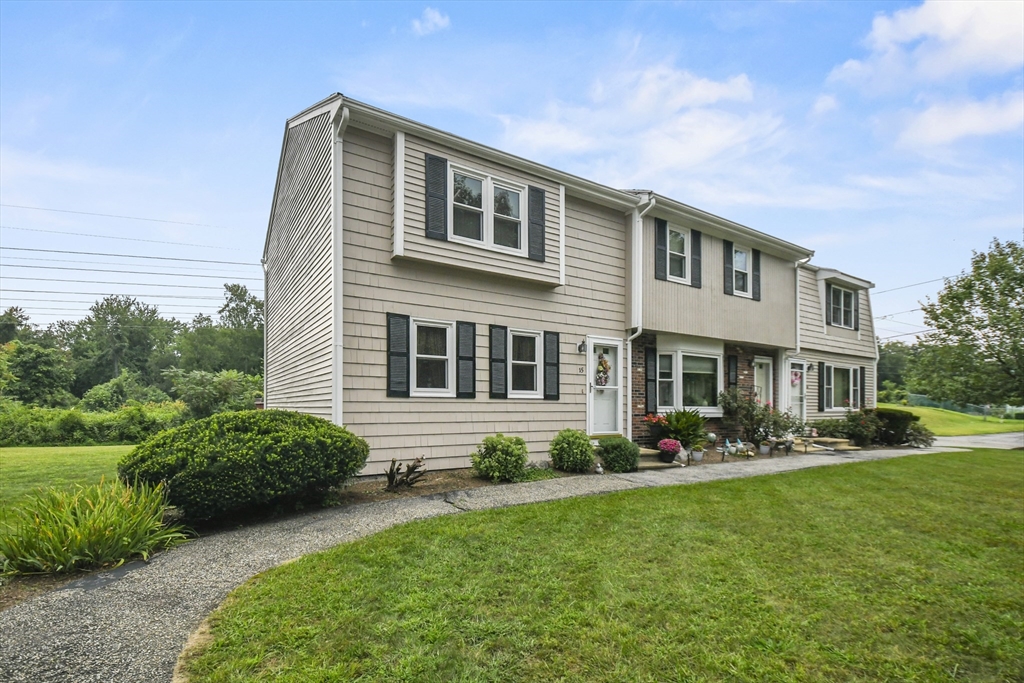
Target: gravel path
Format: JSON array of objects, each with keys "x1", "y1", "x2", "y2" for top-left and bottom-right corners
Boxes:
[{"x1": 0, "y1": 443, "x2": 1008, "y2": 682}]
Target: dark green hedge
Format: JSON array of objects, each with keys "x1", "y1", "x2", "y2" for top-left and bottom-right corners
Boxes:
[
  {"x1": 0, "y1": 401, "x2": 186, "y2": 447},
  {"x1": 118, "y1": 410, "x2": 368, "y2": 522},
  {"x1": 598, "y1": 437, "x2": 640, "y2": 473},
  {"x1": 873, "y1": 407, "x2": 920, "y2": 446}
]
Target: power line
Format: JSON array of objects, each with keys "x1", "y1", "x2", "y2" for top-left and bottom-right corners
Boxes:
[
  {"x1": 875, "y1": 307, "x2": 923, "y2": 319},
  {"x1": 1, "y1": 289, "x2": 232, "y2": 300},
  {"x1": 0, "y1": 225, "x2": 240, "y2": 251},
  {"x1": 874, "y1": 278, "x2": 949, "y2": 295},
  {"x1": 1, "y1": 256, "x2": 258, "y2": 276},
  {"x1": 1, "y1": 298, "x2": 223, "y2": 309},
  {"x1": 0, "y1": 264, "x2": 263, "y2": 281},
  {"x1": 1, "y1": 276, "x2": 263, "y2": 291},
  {"x1": 0, "y1": 246, "x2": 260, "y2": 267},
  {"x1": 880, "y1": 329, "x2": 936, "y2": 340},
  {"x1": 0, "y1": 203, "x2": 227, "y2": 228}
]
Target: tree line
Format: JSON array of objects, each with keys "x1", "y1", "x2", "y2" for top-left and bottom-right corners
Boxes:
[
  {"x1": 876, "y1": 239, "x2": 1023, "y2": 410},
  {"x1": 0, "y1": 283, "x2": 263, "y2": 414}
]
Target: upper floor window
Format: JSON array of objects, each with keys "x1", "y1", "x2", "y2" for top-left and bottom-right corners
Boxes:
[
  {"x1": 830, "y1": 285, "x2": 855, "y2": 328},
  {"x1": 733, "y1": 245, "x2": 751, "y2": 297},
  {"x1": 667, "y1": 227, "x2": 688, "y2": 283},
  {"x1": 449, "y1": 164, "x2": 527, "y2": 256}
]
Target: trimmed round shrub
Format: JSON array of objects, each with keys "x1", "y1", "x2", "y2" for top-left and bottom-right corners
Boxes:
[
  {"x1": 598, "y1": 436, "x2": 640, "y2": 473},
  {"x1": 118, "y1": 410, "x2": 369, "y2": 522},
  {"x1": 549, "y1": 429, "x2": 594, "y2": 473},
  {"x1": 472, "y1": 433, "x2": 528, "y2": 482},
  {"x1": 873, "y1": 407, "x2": 918, "y2": 446}
]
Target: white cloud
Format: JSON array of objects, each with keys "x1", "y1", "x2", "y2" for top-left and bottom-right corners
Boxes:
[
  {"x1": 811, "y1": 94, "x2": 837, "y2": 116},
  {"x1": 411, "y1": 7, "x2": 450, "y2": 36},
  {"x1": 897, "y1": 91, "x2": 1024, "y2": 147},
  {"x1": 830, "y1": 0, "x2": 1024, "y2": 91}
]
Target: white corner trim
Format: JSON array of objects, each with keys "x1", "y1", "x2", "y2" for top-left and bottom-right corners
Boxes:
[
  {"x1": 631, "y1": 209, "x2": 642, "y2": 329},
  {"x1": 393, "y1": 131, "x2": 405, "y2": 258},
  {"x1": 558, "y1": 184, "x2": 566, "y2": 286},
  {"x1": 331, "y1": 107, "x2": 348, "y2": 426}
]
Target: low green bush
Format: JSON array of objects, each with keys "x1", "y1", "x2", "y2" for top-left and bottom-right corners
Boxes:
[
  {"x1": 0, "y1": 477, "x2": 189, "y2": 574},
  {"x1": 118, "y1": 410, "x2": 369, "y2": 522},
  {"x1": 906, "y1": 422, "x2": 936, "y2": 448},
  {"x1": 811, "y1": 410, "x2": 880, "y2": 447},
  {"x1": 811, "y1": 418, "x2": 848, "y2": 438},
  {"x1": 549, "y1": 429, "x2": 594, "y2": 473},
  {"x1": 0, "y1": 400, "x2": 186, "y2": 447},
  {"x1": 80, "y1": 370, "x2": 170, "y2": 412},
  {"x1": 598, "y1": 437, "x2": 640, "y2": 473},
  {"x1": 874, "y1": 407, "x2": 920, "y2": 446},
  {"x1": 472, "y1": 433, "x2": 529, "y2": 483}
]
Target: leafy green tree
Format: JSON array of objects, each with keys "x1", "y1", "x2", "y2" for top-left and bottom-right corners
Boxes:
[
  {"x1": 80, "y1": 370, "x2": 171, "y2": 412},
  {"x1": 173, "y1": 285, "x2": 264, "y2": 375},
  {"x1": 0, "y1": 307, "x2": 31, "y2": 344},
  {"x1": 163, "y1": 368, "x2": 262, "y2": 419},
  {"x1": 908, "y1": 239, "x2": 1023, "y2": 405},
  {"x1": 0, "y1": 342, "x2": 18, "y2": 397},
  {"x1": 6, "y1": 342, "x2": 76, "y2": 407},
  {"x1": 876, "y1": 340, "x2": 914, "y2": 389}
]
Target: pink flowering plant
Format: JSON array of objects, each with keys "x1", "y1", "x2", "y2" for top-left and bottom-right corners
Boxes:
[{"x1": 657, "y1": 439, "x2": 682, "y2": 457}]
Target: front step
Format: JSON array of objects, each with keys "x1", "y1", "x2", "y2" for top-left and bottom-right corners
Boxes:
[
  {"x1": 638, "y1": 455, "x2": 683, "y2": 470},
  {"x1": 808, "y1": 437, "x2": 861, "y2": 452}
]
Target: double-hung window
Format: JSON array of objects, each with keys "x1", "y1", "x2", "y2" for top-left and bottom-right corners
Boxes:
[
  {"x1": 411, "y1": 319, "x2": 455, "y2": 397},
  {"x1": 449, "y1": 164, "x2": 527, "y2": 256},
  {"x1": 657, "y1": 354, "x2": 674, "y2": 409},
  {"x1": 667, "y1": 227, "x2": 688, "y2": 283},
  {"x1": 824, "y1": 364, "x2": 859, "y2": 409},
  {"x1": 733, "y1": 246, "x2": 751, "y2": 297},
  {"x1": 830, "y1": 285, "x2": 855, "y2": 328},
  {"x1": 509, "y1": 329, "x2": 542, "y2": 398}
]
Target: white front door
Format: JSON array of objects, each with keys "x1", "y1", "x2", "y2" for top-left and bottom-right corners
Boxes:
[
  {"x1": 754, "y1": 357, "x2": 773, "y2": 405},
  {"x1": 588, "y1": 337, "x2": 622, "y2": 435},
  {"x1": 788, "y1": 361, "x2": 806, "y2": 420}
]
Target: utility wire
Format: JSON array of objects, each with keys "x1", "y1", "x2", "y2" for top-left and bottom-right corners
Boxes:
[
  {"x1": 1, "y1": 256, "x2": 258, "y2": 276},
  {"x1": 1, "y1": 289, "x2": 234, "y2": 300},
  {"x1": 0, "y1": 203, "x2": 227, "y2": 228},
  {"x1": 0, "y1": 246, "x2": 260, "y2": 267},
  {"x1": 0, "y1": 225, "x2": 240, "y2": 250},
  {"x1": 0, "y1": 264, "x2": 263, "y2": 281},
  {"x1": 874, "y1": 278, "x2": 949, "y2": 295},
  {"x1": 1, "y1": 299, "x2": 223, "y2": 309},
  {"x1": 1, "y1": 276, "x2": 263, "y2": 291},
  {"x1": 880, "y1": 329, "x2": 936, "y2": 340},
  {"x1": 875, "y1": 307, "x2": 923, "y2": 319}
]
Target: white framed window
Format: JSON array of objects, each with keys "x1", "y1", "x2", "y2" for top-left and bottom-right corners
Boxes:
[
  {"x1": 733, "y1": 245, "x2": 751, "y2": 297},
  {"x1": 667, "y1": 226, "x2": 689, "y2": 284},
  {"x1": 824, "y1": 364, "x2": 859, "y2": 410},
  {"x1": 410, "y1": 318, "x2": 456, "y2": 397},
  {"x1": 448, "y1": 163, "x2": 527, "y2": 257},
  {"x1": 657, "y1": 351, "x2": 723, "y2": 416},
  {"x1": 830, "y1": 285, "x2": 855, "y2": 328},
  {"x1": 508, "y1": 329, "x2": 543, "y2": 398},
  {"x1": 657, "y1": 353, "x2": 674, "y2": 410}
]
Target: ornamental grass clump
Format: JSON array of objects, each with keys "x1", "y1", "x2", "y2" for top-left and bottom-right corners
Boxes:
[
  {"x1": 118, "y1": 410, "x2": 369, "y2": 522},
  {"x1": 548, "y1": 429, "x2": 594, "y2": 473},
  {"x1": 472, "y1": 434, "x2": 529, "y2": 482},
  {"x1": 0, "y1": 477, "x2": 189, "y2": 574}
]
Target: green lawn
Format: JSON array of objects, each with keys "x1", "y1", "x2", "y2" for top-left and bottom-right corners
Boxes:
[
  {"x1": 0, "y1": 445, "x2": 133, "y2": 513},
  {"x1": 879, "y1": 403, "x2": 1024, "y2": 436},
  {"x1": 183, "y1": 450, "x2": 1024, "y2": 683}
]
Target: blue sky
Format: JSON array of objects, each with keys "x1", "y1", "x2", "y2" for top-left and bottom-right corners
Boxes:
[{"x1": 1, "y1": 1, "x2": 1021, "y2": 339}]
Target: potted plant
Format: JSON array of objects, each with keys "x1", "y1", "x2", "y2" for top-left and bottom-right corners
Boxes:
[
  {"x1": 657, "y1": 438, "x2": 682, "y2": 464},
  {"x1": 759, "y1": 440, "x2": 771, "y2": 455},
  {"x1": 659, "y1": 409, "x2": 708, "y2": 464}
]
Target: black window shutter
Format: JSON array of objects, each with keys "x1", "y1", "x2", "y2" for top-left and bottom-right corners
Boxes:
[
  {"x1": 853, "y1": 290, "x2": 860, "y2": 331},
  {"x1": 456, "y1": 321, "x2": 476, "y2": 399},
  {"x1": 860, "y1": 366, "x2": 867, "y2": 408},
  {"x1": 690, "y1": 230, "x2": 702, "y2": 288},
  {"x1": 528, "y1": 187, "x2": 545, "y2": 262},
  {"x1": 752, "y1": 249, "x2": 761, "y2": 301},
  {"x1": 386, "y1": 313, "x2": 410, "y2": 398},
  {"x1": 543, "y1": 331, "x2": 559, "y2": 400},
  {"x1": 489, "y1": 325, "x2": 508, "y2": 399},
  {"x1": 654, "y1": 218, "x2": 667, "y2": 281},
  {"x1": 727, "y1": 354, "x2": 738, "y2": 388},
  {"x1": 645, "y1": 347, "x2": 657, "y2": 414},
  {"x1": 425, "y1": 153, "x2": 447, "y2": 241},
  {"x1": 818, "y1": 362, "x2": 826, "y2": 412},
  {"x1": 723, "y1": 240, "x2": 734, "y2": 295},
  {"x1": 825, "y1": 283, "x2": 833, "y2": 326}
]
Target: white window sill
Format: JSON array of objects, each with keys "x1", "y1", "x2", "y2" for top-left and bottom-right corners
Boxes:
[
  {"x1": 733, "y1": 290, "x2": 752, "y2": 299},
  {"x1": 449, "y1": 233, "x2": 527, "y2": 259},
  {"x1": 667, "y1": 275, "x2": 691, "y2": 286},
  {"x1": 410, "y1": 390, "x2": 456, "y2": 399},
  {"x1": 508, "y1": 392, "x2": 543, "y2": 400},
  {"x1": 657, "y1": 407, "x2": 723, "y2": 418}
]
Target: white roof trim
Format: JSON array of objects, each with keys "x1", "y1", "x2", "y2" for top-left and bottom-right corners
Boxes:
[{"x1": 813, "y1": 267, "x2": 874, "y2": 290}]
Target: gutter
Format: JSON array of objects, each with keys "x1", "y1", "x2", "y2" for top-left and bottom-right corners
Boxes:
[{"x1": 625, "y1": 195, "x2": 656, "y2": 441}]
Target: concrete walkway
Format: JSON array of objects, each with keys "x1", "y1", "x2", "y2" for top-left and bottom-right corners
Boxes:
[{"x1": 0, "y1": 442, "x2": 1014, "y2": 682}]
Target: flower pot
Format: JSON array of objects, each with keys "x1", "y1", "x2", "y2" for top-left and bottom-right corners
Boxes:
[
  {"x1": 690, "y1": 448, "x2": 704, "y2": 463},
  {"x1": 759, "y1": 444, "x2": 771, "y2": 455},
  {"x1": 658, "y1": 449, "x2": 677, "y2": 463}
]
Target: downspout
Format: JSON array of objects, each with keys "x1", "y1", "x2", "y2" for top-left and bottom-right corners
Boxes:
[{"x1": 625, "y1": 195, "x2": 655, "y2": 440}]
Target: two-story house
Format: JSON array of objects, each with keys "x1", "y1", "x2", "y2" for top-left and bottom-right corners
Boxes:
[{"x1": 263, "y1": 94, "x2": 877, "y2": 473}]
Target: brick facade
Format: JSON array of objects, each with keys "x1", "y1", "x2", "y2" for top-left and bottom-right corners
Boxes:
[{"x1": 630, "y1": 337, "x2": 781, "y2": 448}]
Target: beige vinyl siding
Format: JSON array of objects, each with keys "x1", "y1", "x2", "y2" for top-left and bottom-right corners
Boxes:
[
  {"x1": 797, "y1": 267, "x2": 877, "y2": 357},
  {"x1": 643, "y1": 216, "x2": 797, "y2": 348},
  {"x1": 342, "y1": 125, "x2": 628, "y2": 473},
  {"x1": 799, "y1": 349, "x2": 876, "y2": 418},
  {"x1": 400, "y1": 134, "x2": 562, "y2": 286},
  {"x1": 263, "y1": 112, "x2": 334, "y2": 418}
]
